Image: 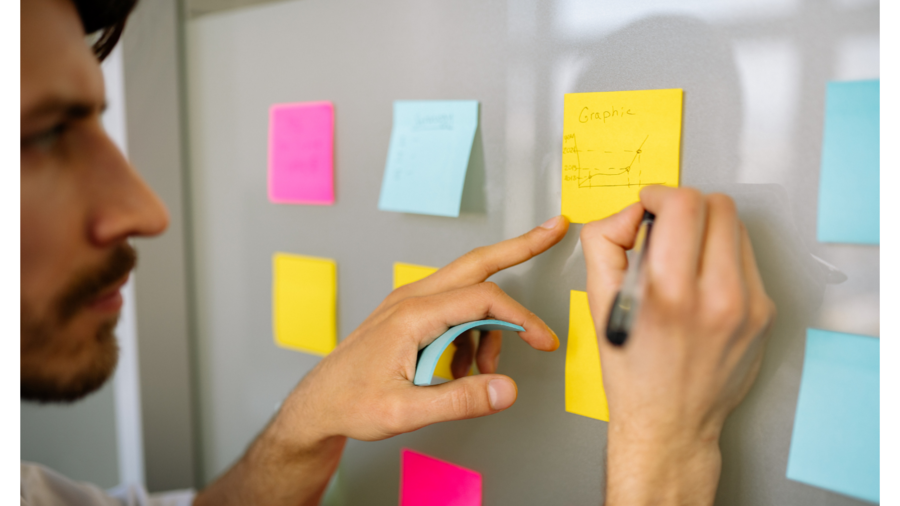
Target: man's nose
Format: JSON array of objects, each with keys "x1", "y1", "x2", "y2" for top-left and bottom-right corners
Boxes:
[{"x1": 87, "y1": 126, "x2": 170, "y2": 247}]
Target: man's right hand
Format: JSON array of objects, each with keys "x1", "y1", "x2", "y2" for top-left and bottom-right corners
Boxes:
[{"x1": 581, "y1": 187, "x2": 776, "y2": 506}]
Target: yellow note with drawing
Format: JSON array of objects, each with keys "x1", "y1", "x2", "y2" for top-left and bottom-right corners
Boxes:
[
  {"x1": 561, "y1": 89, "x2": 682, "y2": 223},
  {"x1": 565, "y1": 290, "x2": 609, "y2": 422},
  {"x1": 273, "y1": 253, "x2": 337, "y2": 356},
  {"x1": 393, "y1": 262, "x2": 470, "y2": 380}
]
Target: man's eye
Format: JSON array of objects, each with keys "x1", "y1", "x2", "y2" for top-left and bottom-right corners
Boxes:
[{"x1": 22, "y1": 123, "x2": 67, "y2": 152}]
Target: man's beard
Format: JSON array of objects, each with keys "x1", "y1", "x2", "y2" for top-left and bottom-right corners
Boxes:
[{"x1": 21, "y1": 244, "x2": 136, "y2": 403}]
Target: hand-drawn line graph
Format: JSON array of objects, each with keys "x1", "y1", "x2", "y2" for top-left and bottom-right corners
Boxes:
[{"x1": 563, "y1": 134, "x2": 665, "y2": 188}]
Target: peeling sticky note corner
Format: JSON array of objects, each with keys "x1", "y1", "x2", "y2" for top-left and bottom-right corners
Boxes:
[
  {"x1": 401, "y1": 448, "x2": 481, "y2": 506},
  {"x1": 273, "y1": 253, "x2": 337, "y2": 355},
  {"x1": 393, "y1": 262, "x2": 467, "y2": 380},
  {"x1": 565, "y1": 290, "x2": 609, "y2": 422},
  {"x1": 268, "y1": 101, "x2": 334, "y2": 205},
  {"x1": 378, "y1": 100, "x2": 479, "y2": 217},
  {"x1": 561, "y1": 89, "x2": 682, "y2": 223},
  {"x1": 786, "y1": 329, "x2": 879, "y2": 503}
]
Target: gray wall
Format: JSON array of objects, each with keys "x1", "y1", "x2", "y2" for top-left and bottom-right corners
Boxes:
[
  {"x1": 122, "y1": 0, "x2": 199, "y2": 492},
  {"x1": 20, "y1": 383, "x2": 120, "y2": 490},
  {"x1": 180, "y1": 0, "x2": 879, "y2": 504}
]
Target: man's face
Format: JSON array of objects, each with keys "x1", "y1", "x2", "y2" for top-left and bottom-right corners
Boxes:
[{"x1": 21, "y1": 0, "x2": 169, "y2": 402}]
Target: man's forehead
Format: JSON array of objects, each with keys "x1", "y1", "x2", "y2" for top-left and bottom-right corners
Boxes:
[{"x1": 21, "y1": 0, "x2": 106, "y2": 117}]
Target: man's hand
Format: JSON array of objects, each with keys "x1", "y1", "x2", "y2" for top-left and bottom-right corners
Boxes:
[
  {"x1": 581, "y1": 187, "x2": 775, "y2": 506},
  {"x1": 194, "y1": 215, "x2": 569, "y2": 506}
]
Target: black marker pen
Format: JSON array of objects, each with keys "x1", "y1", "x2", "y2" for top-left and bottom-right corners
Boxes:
[{"x1": 605, "y1": 210, "x2": 655, "y2": 346}]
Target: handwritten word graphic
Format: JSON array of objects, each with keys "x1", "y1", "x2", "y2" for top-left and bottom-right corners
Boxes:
[{"x1": 560, "y1": 89, "x2": 682, "y2": 223}]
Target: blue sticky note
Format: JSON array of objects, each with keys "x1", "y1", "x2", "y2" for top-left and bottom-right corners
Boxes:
[
  {"x1": 378, "y1": 100, "x2": 479, "y2": 217},
  {"x1": 787, "y1": 329, "x2": 879, "y2": 503},
  {"x1": 817, "y1": 80, "x2": 880, "y2": 244}
]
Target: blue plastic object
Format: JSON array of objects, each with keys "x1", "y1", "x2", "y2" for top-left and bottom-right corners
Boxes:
[{"x1": 413, "y1": 319, "x2": 524, "y2": 386}]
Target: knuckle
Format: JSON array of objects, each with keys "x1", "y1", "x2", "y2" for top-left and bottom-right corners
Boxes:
[
  {"x1": 388, "y1": 283, "x2": 413, "y2": 301},
  {"x1": 707, "y1": 193, "x2": 737, "y2": 216},
  {"x1": 393, "y1": 298, "x2": 424, "y2": 325},
  {"x1": 705, "y1": 289, "x2": 747, "y2": 332},
  {"x1": 462, "y1": 246, "x2": 497, "y2": 280},
  {"x1": 652, "y1": 279, "x2": 698, "y2": 313},
  {"x1": 465, "y1": 245, "x2": 488, "y2": 262},
  {"x1": 672, "y1": 187, "x2": 704, "y2": 214},
  {"x1": 749, "y1": 296, "x2": 776, "y2": 331},
  {"x1": 478, "y1": 281, "x2": 503, "y2": 297}
]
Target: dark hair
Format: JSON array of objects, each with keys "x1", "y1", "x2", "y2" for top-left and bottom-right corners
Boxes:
[{"x1": 72, "y1": 0, "x2": 139, "y2": 61}]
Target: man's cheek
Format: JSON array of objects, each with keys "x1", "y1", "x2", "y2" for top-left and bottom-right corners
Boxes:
[{"x1": 21, "y1": 169, "x2": 88, "y2": 310}]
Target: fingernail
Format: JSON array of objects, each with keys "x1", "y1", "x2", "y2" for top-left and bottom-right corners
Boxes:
[
  {"x1": 539, "y1": 216, "x2": 560, "y2": 229},
  {"x1": 550, "y1": 329, "x2": 560, "y2": 350},
  {"x1": 488, "y1": 379, "x2": 517, "y2": 410}
]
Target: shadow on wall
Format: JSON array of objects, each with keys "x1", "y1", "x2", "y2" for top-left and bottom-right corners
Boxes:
[
  {"x1": 534, "y1": 15, "x2": 832, "y2": 505},
  {"x1": 460, "y1": 123, "x2": 487, "y2": 215},
  {"x1": 568, "y1": 15, "x2": 743, "y2": 185}
]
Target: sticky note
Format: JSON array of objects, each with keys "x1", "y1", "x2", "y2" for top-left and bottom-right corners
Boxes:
[
  {"x1": 561, "y1": 89, "x2": 682, "y2": 223},
  {"x1": 272, "y1": 253, "x2": 337, "y2": 355},
  {"x1": 400, "y1": 448, "x2": 482, "y2": 506},
  {"x1": 378, "y1": 100, "x2": 479, "y2": 217},
  {"x1": 393, "y1": 262, "x2": 439, "y2": 290},
  {"x1": 393, "y1": 262, "x2": 467, "y2": 380},
  {"x1": 786, "y1": 329, "x2": 879, "y2": 503},
  {"x1": 816, "y1": 80, "x2": 879, "y2": 245},
  {"x1": 564, "y1": 290, "x2": 609, "y2": 422},
  {"x1": 268, "y1": 101, "x2": 334, "y2": 205}
]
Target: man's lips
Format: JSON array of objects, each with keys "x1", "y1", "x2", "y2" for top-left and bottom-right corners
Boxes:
[{"x1": 87, "y1": 274, "x2": 129, "y2": 312}]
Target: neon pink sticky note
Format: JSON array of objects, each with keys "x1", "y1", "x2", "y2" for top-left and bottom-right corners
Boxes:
[
  {"x1": 400, "y1": 448, "x2": 482, "y2": 506},
  {"x1": 268, "y1": 101, "x2": 334, "y2": 205}
]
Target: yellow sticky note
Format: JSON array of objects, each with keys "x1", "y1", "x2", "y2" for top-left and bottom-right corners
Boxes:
[
  {"x1": 561, "y1": 89, "x2": 682, "y2": 223},
  {"x1": 393, "y1": 262, "x2": 439, "y2": 290},
  {"x1": 273, "y1": 253, "x2": 337, "y2": 356},
  {"x1": 565, "y1": 290, "x2": 609, "y2": 422},
  {"x1": 393, "y1": 262, "x2": 470, "y2": 380}
]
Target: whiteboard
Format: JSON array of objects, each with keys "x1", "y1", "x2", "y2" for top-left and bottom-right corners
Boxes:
[{"x1": 184, "y1": 0, "x2": 879, "y2": 503}]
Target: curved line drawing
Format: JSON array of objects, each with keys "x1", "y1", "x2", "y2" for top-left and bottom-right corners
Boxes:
[{"x1": 565, "y1": 134, "x2": 656, "y2": 188}]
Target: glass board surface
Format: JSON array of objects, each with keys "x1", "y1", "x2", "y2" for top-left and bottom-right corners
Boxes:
[{"x1": 183, "y1": 1, "x2": 879, "y2": 504}]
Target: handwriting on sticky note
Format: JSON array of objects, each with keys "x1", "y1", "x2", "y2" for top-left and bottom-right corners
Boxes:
[
  {"x1": 401, "y1": 449, "x2": 482, "y2": 506},
  {"x1": 565, "y1": 290, "x2": 609, "y2": 422},
  {"x1": 786, "y1": 329, "x2": 879, "y2": 503},
  {"x1": 393, "y1": 262, "x2": 468, "y2": 380},
  {"x1": 378, "y1": 100, "x2": 479, "y2": 217},
  {"x1": 561, "y1": 89, "x2": 682, "y2": 223},
  {"x1": 817, "y1": 80, "x2": 879, "y2": 245},
  {"x1": 272, "y1": 253, "x2": 337, "y2": 355},
  {"x1": 268, "y1": 101, "x2": 334, "y2": 205}
]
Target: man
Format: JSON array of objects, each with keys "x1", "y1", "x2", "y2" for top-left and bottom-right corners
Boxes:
[{"x1": 21, "y1": 0, "x2": 775, "y2": 504}]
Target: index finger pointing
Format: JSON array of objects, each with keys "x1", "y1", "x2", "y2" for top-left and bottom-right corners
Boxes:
[{"x1": 405, "y1": 215, "x2": 569, "y2": 297}]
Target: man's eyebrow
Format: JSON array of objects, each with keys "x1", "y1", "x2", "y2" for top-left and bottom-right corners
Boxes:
[{"x1": 22, "y1": 98, "x2": 108, "y2": 123}]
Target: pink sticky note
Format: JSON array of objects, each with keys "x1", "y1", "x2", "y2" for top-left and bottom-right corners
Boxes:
[
  {"x1": 400, "y1": 448, "x2": 482, "y2": 506},
  {"x1": 268, "y1": 101, "x2": 334, "y2": 205}
]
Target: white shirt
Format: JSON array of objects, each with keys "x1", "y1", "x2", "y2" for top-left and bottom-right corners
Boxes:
[{"x1": 21, "y1": 463, "x2": 195, "y2": 506}]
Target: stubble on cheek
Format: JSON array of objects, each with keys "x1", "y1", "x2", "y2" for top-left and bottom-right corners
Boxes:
[
  {"x1": 20, "y1": 245, "x2": 135, "y2": 403},
  {"x1": 20, "y1": 310, "x2": 121, "y2": 403}
]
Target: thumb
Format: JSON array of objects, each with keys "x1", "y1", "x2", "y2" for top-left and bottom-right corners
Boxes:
[
  {"x1": 404, "y1": 375, "x2": 518, "y2": 428},
  {"x1": 581, "y1": 202, "x2": 645, "y2": 327}
]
